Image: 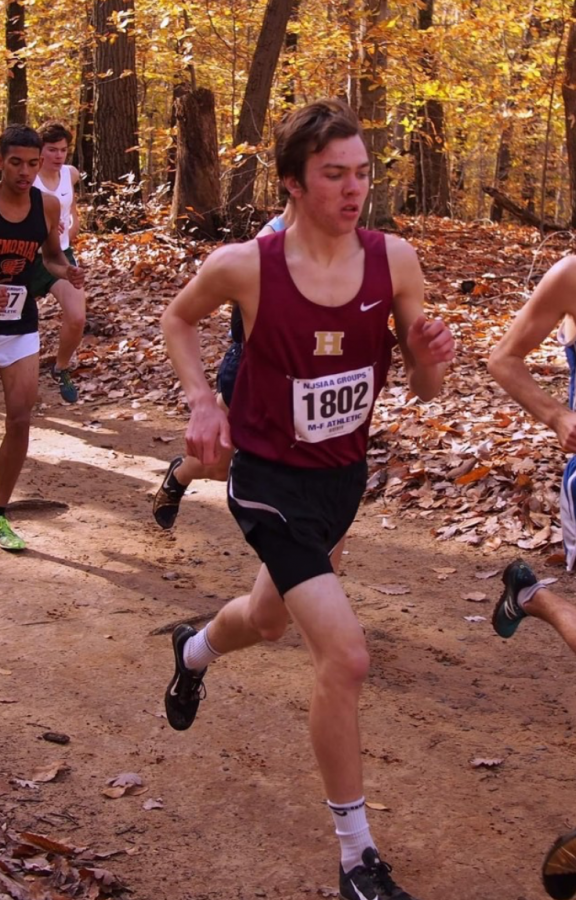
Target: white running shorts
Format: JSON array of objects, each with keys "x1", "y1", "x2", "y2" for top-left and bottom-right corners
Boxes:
[{"x1": 0, "y1": 332, "x2": 40, "y2": 368}]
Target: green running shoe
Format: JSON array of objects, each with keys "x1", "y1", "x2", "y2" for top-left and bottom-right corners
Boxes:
[
  {"x1": 0, "y1": 516, "x2": 25, "y2": 551},
  {"x1": 51, "y1": 365, "x2": 78, "y2": 403}
]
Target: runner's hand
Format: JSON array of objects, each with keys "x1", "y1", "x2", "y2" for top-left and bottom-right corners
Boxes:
[
  {"x1": 0, "y1": 286, "x2": 7, "y2": 312},
  {"x1": 407, "y1": 315, "x2": 454, "y2": 366},
  {"x1": 66, "y1": 265, "x2": 84, "y2": 289},
  {"x1": 185, "y1": 400, "x2": 232, "y2": 464},
  {"x1": 554, "y1": 409, "x2": 576, "y2": 453}
]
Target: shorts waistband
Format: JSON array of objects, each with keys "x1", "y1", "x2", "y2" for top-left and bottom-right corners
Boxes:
[{"x1": 234, "y1": 449, "x2": 367, "y2": 481}]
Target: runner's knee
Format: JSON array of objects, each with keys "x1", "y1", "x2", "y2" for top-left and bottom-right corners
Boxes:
[
  {"x1": 248, "y1": 605, "x2": 289, "y2": 642},
  {"x1": 318, "y1": 639, "x2": 370, "y2": 689},
  {"x1": 5, "y1": 406, "x2": 33, "y2": 436},
  {"x1": 63, "y1": 308, "x2": 85, "y2": 333}
]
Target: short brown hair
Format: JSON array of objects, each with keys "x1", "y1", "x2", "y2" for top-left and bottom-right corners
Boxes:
[
  {"x1": 38, "y1": 121, "x2": 73, "y2": 146},
  {"x1": 274, "y1": 99, "x2": 364, "y2": 187},
  {"x1": 0, "y1": 125, "x2": 41, "y2": 157}
]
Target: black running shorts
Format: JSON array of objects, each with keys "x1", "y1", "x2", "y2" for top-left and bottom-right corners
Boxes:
[
  {"x1": 29, "y1": 247, "x2": 77, "y2": 298},
  {"x1": 227, "y1": 450, "x2": 367, "y2": 596},
  {"x1": 216, "y1": 341, "x2": 242, "y2": 408}
]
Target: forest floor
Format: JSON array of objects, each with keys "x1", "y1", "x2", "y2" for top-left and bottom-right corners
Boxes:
[{"x1": 2, "y1": 217, "x2": 576, "y2": 900}]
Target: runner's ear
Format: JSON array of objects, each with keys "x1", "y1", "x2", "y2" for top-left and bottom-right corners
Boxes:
[{"x1": 283, "y1": 175, "x2": 303, "y2": 199}]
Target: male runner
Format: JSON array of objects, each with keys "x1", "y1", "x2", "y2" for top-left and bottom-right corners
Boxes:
[
  {"x1": 0, "y1": 124, "x2": 84, "y2": 551},
  {"x1": 489, "y1": 257, "x2": 576, "y2": 641},
  {"x1": 153, "y1": 204, "x2": 294, "y2": 529},
  {"x1": 161, "y1": 100, "x2": 454, "y2": 899},
  {"x1": 30, "y1": 121, "x2": 84, "y2": 403}
]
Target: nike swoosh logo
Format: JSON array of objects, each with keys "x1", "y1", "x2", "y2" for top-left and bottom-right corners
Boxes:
[
  {"x1": 350, "y1": 883, "x2": 371, "y2": 900},
  {"x1": 169, "y1": 678, "x2": 181, "y2": 697},
  {"x1": 332, "y1": 809, "x2": 348, "y2": 817},
  {"x1": 360, "y1": 300, "x2": 382, "y2": 312}
]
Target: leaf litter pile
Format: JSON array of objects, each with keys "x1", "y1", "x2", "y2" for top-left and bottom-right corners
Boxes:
[
  {"x1": 0, "y1": 763, "x2": 133, "y2": 898},
  {"x1": 0, "y1": 827, "x2": 127, "y2": 899},
  {"x1": 38, "y1": 218, "x2": 576, "y2": 562}
]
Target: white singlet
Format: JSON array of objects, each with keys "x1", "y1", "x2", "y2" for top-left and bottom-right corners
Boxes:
[{"x1": 33, "y1": 165, "x2": 74, "y2": 251}]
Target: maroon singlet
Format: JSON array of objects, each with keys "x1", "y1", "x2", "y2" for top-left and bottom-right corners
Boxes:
[{"x1": 228, "y1": 228, "x2": 396, "y2": 468}]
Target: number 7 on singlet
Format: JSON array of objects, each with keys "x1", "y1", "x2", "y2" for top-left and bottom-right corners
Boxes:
[{"x1": 0, "y1": 285, "x2": 27, "y2": 321}]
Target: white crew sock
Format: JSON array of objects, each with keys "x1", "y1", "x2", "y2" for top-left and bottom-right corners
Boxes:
[
  {"x1": 518, "y1": 581, "x2": 547, "y2": 608},
  {"x1": 182, "y1": 625, "x2": 221, "y2": 671},
  {"x1": 327, "y1": 796, "x2": 376, "y2": 873}
]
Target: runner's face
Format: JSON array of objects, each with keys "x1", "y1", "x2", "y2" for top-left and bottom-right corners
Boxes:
[
  {"x1": 41, "y1": 139, "x2": 68, "y2": 171},
  {"x1": 0, "y1": 146, "x2": 41, "y2": 193},
  {"x1": 295, "y1": 135, "x2": 370, "y2": 234}
]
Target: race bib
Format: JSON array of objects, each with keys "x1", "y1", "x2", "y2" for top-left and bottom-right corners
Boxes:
[
  {"x1": 293, "y1": 365, "x2": 374, "y2": 443},
  {"x1": 0, "y1": 285, "x2": 27, "y2": 321}
]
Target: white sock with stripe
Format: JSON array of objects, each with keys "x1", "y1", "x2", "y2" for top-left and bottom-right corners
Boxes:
[
  {"x1": 182, "y1": 625, "x2": 221, "y2": 672},
  {"x1": 328, "y1": 796, "x2": 376, "y2": 873}
]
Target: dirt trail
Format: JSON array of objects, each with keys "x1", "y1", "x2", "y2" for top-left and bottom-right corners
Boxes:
[{"x1": 1, "y1": 382, "x2": 575, "y2": 900}]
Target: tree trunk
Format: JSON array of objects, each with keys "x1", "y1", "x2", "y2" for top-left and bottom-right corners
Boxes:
[
  {"x1": 411, "y1": 0, "x2": 450, "y2": 216},
  {"x1": 72, "y1": 6, "x2": 95, "y2": 188},
  {"x1": 359, "y1": 0, "x2": 390, "y2": 228},
  {"x1": 171, "y1": 86, "x2": 221, "y2": 240},
  {"x1": 227, "y1": 0, "x2": 296, "y2": 229},
  {"x1": 563, "y1": 1, "x2": 576, "y2": 227},
  {"x1": 490, "y1": 124, "x2": 513, "y2": 221},
  {"x1": 6, "y1": 1, "x2": 27, "y2": 124},
  {"x1": 282, "y1": 0, "x2": 300, "y2": 107},
  {"x1": 490, "y1": 7, "x2": 536, "y2": 222},
  {"x1": 93, "y1": 0, "x2": 141, "y2": 193}
]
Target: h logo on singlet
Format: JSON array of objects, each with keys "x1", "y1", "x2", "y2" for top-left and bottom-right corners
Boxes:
[{"x1": 314, "y1": 331, "x2": 344, "y2": 356}]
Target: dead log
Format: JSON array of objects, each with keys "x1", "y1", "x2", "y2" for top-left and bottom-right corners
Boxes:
[{"x1": 482, "y1": 185, "x2": 567, "y2": 231}]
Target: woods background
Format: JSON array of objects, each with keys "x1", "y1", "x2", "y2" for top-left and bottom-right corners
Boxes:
[{"x1": 5, "y1": 0, "x2": 576, "y2": 236}]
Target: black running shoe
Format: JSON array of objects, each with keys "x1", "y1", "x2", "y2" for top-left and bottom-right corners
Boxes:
[
  {"x1": 543, "y1": 828, "x2": 576, "y2": 899},
  {"x1": 340, "y1": 848, "x2": 420, "y2": 900},
  {"x1": 164, "y1": 624, "x2": 207, "y2": 731},
  {"x1": 492, "y1": 558, "x2": 537, "y2": 639},
  {"x1": 153, "y1": 456, "x2": 185, "y2": 529}
]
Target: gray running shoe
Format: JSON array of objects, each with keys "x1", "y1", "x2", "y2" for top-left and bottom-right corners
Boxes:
[{"x1": 492, "y1": 558, "x2": 537, "y2": 638}]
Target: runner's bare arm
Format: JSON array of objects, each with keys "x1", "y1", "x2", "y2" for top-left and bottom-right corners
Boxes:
[
  {"x1": 0, "y1": 285, "x2": 7, "y2": 312},
  {"x1": 489, "y1": 256, "x2": 576, "y2": 451},
  {"x1": 388, "y1": 236, "x2": 454, "y2": 401},
  {"x1": 161, "y1": 241, "x2": 258, "y2": 463},
  {"x1": 40, "y1": 194, "x2": 84, "y2": 288}
]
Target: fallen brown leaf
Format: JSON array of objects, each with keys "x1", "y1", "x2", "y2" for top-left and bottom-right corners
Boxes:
[
  {"x1": 370, "y1": 584, "x2": 411, "y2": 595},
  {"x1": 30, "y1": 760, "x2": 69, "y2": 783}
]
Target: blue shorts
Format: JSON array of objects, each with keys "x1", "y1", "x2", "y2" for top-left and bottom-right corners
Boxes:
[
  {"x1": 561, "y1": 455, "x2": 576, "y2": 571},
  {"x1": 216, "y1": 341, "x2": 242, "y2": 408}
]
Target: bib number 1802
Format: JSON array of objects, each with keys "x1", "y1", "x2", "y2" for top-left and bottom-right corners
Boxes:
[
  {"x1": 301, "y1": 381, "x2": 369, "y2": 420},
  {"x1": 292, "y1": 365, "x2": 375, "y2": 444}
]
